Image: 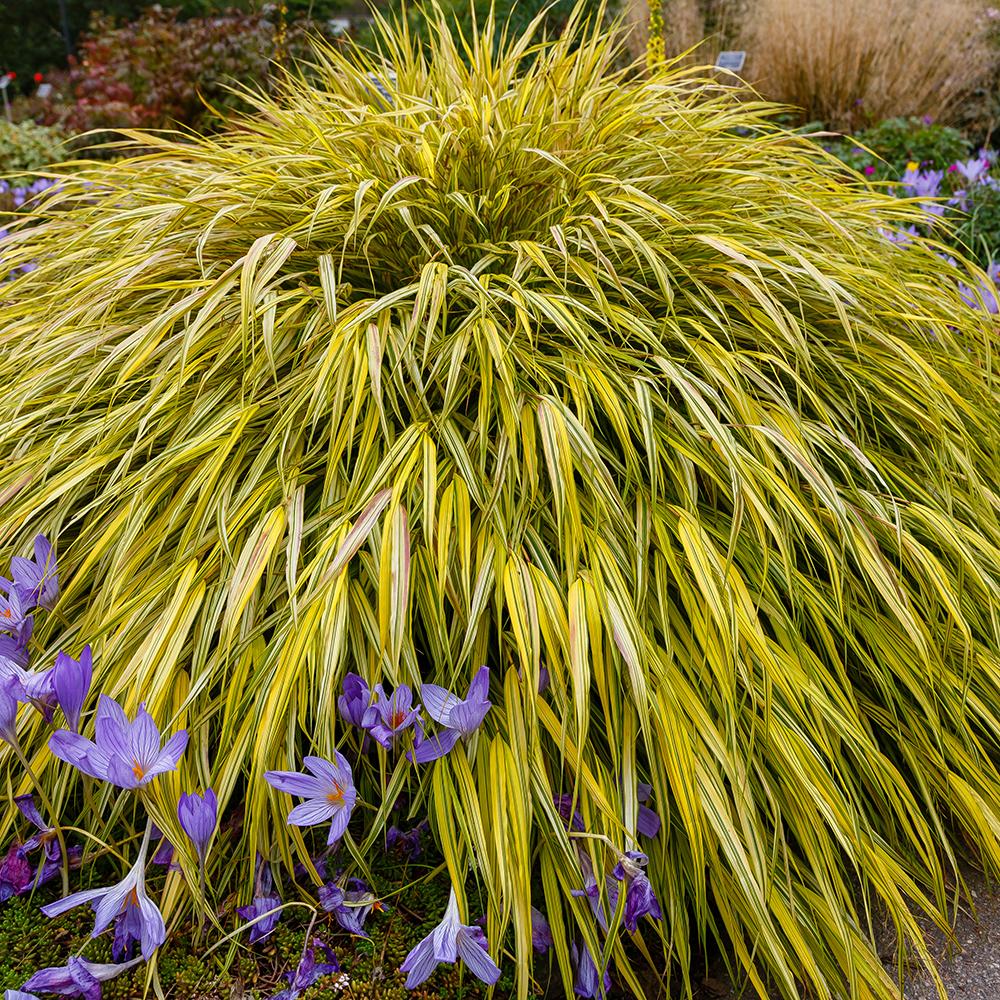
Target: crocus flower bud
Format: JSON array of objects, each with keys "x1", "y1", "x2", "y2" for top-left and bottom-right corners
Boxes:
[{"x1": 178, "y1": 788, "x2": 218, "y2": 863}]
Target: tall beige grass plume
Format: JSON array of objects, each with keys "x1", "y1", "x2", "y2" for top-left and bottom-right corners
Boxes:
[{"x1": 741, "y1": 0, "x2": 995, "y2": 129}]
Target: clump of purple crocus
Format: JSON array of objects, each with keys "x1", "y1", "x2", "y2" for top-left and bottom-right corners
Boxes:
[
  {"x1": 48, "y1": 694, "x2": 188, "y2": 789},
  {"x1": 399, "y1": 888, "x2": 501, "y2": 988},
  {"x1": 265, "y1": 752, "x2": 357, "y2": 846},
  {"x1": 271, "y1": 938, "x2": 340, "y2": 1000},
  {"x1": 238, "y1": 857, "x2": 283, "y2": 944},
  {"x1": 362, "y1": 684, "x2": 421, "y2": 749},
  {"x1": 386, "y1": 820, "x2": 428, "y2": 859},
  {"x1": 412, "y1": 667, "x2": 491, "y2": 763}
]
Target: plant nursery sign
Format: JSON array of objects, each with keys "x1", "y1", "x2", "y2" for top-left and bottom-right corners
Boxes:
[{"x1": 715, "y1": 51, "x2": 746, "y2": 72}]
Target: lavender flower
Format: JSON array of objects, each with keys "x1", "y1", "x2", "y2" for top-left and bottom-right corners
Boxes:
[
  {"x1": 0, "y1": 674, "x2": 20, "y2": 746},
  {"x1": 8, "y1": 535, "x2": 58, "y2": 611},
  {"x1": 571, "y1": 942, "x2": 611, "y2": 998},
  {"x1": 531, "y1": 907, "x2": 553, "y2": 953},
  {"x1": 318, "y1": 877, "x2": 382, "y2": 936},
  {"x1": 178, "y1": 789, "x2": 217, "y2": 863},
  {"x1": 271, "y1": 938, "x2": 340, "y2": 1000},
  {"x1": 41, "y1": 832, "x2": 165, "y2": 960},
  {"x1": 48, "y1": 695, "x2": 188, "y2": 789},
  {"x1": 362, "y1": 684, "x2": 420, "y2": 749},
  {"x1": 0, "y1": 586, "x2": 30, "y2": 637},
  {"x1": 265, "y1": 752, "x2": 357, "y2": 846},
  {"x1": 612, "y1": 850, "x2": 662, "y2": 932},
  {"x1": 237, "y1": 858, "x2": 282, "y2": 944},
  {"x1": 399, "y1": 888, "x2": 501, "y2": 988},
  {"x1": 338, "y1": 673, "x2": 371, "y2": 728},
  {"x1": 21, "y1": 957, "x2": 140, "y2": 1000},
  {"x1": 412, "y1": 667, "x2": 491, "y2": 763},
  {"x1": 52, "y1": 646, "x2": 93, "y2": 733}
]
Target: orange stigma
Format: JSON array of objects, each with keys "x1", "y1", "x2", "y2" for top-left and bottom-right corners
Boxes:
[
  {"x1": 326, "y1": 783, "x2": 344, "y2": 805},
  {"x1": 131, "y1": 760, "x2": 146, "y2": 781}
]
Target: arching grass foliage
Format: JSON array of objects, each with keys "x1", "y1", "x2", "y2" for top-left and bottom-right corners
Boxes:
[{"x1": 3, "y1": 8, "x2": 1000, "y2": 998}]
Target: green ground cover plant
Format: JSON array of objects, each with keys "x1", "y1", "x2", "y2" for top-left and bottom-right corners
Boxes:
[{"x1": 5, "y1": 6, "x2": 1000, "y2": 999}]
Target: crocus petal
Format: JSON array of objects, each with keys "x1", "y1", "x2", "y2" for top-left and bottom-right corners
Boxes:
[
  {"x1": 419, "y1": 683, "x2": 459, "y2": 725},
  {"x1": 149, "y1": 729, "x2": 188, "y2": 774},
  {"x1": 410, "y1": 727, "x2": 460, "y2": 763},
  {"x1": 287, "y1": 799, "x2": 337, "y2": 827},
  {"x1": 137, "y1": 891, "x2": 167, "y2": 959},
  {"x1": 400, "y1": 932, "x2": 439, "y2": 988},
  {"x1": 40, "y1": 885, "x2": 107, "y2": 918},
  {"x1": 303, "y1": 752, "x2": 351, "y2": 786},
  {"x1": 637, "y1": 804, "x2": 661, "y2": 839},
  {"x1": 5, "y1": 990, "x2": 41, "y2": 999},
  {"x1": 50, "y1": 730, "x2": 111, "y2": 781},
  {"x1": 456, "y1": 929, "x2": 502, "y2": 985},
  {"x1": 432, "y1": 891, "x2": 461, "y2": 962},
  {"x1": 14, "y1": 794, "x2": 46, "y2": 832},
  {"x1": 466, "y1": 667, "x2": 490, "y2": 704},
  {"x1": 449, "y1": 698, "x2": 490, "y2": 735},
  {"x1": 92, "y1": 871, "x2": 139, "y2": 936},
  {"x1": 326, "y1": 804, "x2": 352, "y2": 846},
  {"x1": 93, "y1": 695, "x2": 131, "y2": 760},
  {"x1": 52, "y1": 646, "x2": 92, "y2": 733},
  {"x1": 265, "y1": 769, "x2": 329, "y2": 798},
  {"x1": 128, "y1": 706, "x2": 162, "y2": 769}
]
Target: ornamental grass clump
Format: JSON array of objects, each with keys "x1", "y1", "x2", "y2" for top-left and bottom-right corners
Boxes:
[{"x1": 4, "y1": 5, "x2": 1000, "y2": 998}]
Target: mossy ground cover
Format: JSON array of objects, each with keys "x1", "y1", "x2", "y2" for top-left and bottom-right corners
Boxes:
[{"x1": 0, "y1": 858, "x2": 517, "y2": 999}]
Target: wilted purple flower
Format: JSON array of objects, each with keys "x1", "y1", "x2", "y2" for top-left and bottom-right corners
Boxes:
[
  {"x1": 531, "y1": 907, "x2": 553, "y2": 953},
  {"x1": 571, "y1": 847, "x2": 617, "y2": 933},
  {"x1": 637, "y1": 782, "x2": 661, "y2": 839},
  {"x1": 237, "y1": 859, "x2": 282, "y2": 944},
  {"x1": 8, "y1": 535, "x2": 58, "y2": 612},
  {"x1": 386, "y1": 820, "x2": 428, "y2": 859},
  {"x1": 42, "y1": 832, "x2": 165, "y2": 960},
  {"x1": 271, "y1": 938, "x2": 340, "y2": 1000},
  {"x1": 52, "y1": 646, "x2": 93, "y2": 733},
  {"x1": 399, "y1": 888, "x2": 501, "y2": 988},
  {"x1": 338, "y1": 673, "x2": 371, "y2": 728},
  {"x1": 362, "y1": 684, "x2": 420, "y2": 749},
  {"x1": 16, "y1": 794, "x2": 58, "y2": 861},
  {"x1": 3, "y1": 797, "x2": 78, "y2": 897},
  {"x1": 571, "y1": 942, "x2": 611, "y2": 998},
  {"x1": 21, "y1": 957, "x2": 140, "y2": 1000},
  {"x1": 412, "y1": 667, "x2": 491, "y2": 763},
  {"x1": 612, "y1": 850, "x2": 662, "y2": 933},
  {"x1": 265, "y1": 752, "x2": 357, "y2": 846},
  {"x1": 319, "y1": 877, "x2": 382, "y2": 936},
  {"x1": 178, "y1": 789, "x2": 217, "y2": 863},
  {"x1": 48, "y1": 695, "x2": 188, "y2": 789},
  {"x1": 0, "y1": 844, "x2": 34, "y2": 901}
]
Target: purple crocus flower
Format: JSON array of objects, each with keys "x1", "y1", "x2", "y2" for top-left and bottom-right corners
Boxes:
[
  {"x1": 48, "y1": 695, "x2": 188, "y2": 789},
  {"x1": 399, "y1": 888, "x2": 501, "y2": 988},
  {"x1": 318, "y1": 877, "x2": 382, "y2": 936},
  {"x1": 0, "y1": 586, "x2": 30, "y2": 638},
  {"x1": 8, "y1": 535, "x2": 58, "y2": 611},
  {"x1": 386, "y1": 820, "x2": 428, "y2": 859},
  {"x1": 237, "y1": 858, "x2": 282, "y2": 944},
  {"x1": 571, "y1": 942, "x2": 611, "y2": 998},
  {"x1": 411, "y1": 667, "x2": 491, "y2": 763},
  {"x1": 271, "y1": 938, "x2": 340, "y2": 1000},
  {"x1": 21, "y1": 957, "x2": 140, "y2": 1000},
  {"x1": 362, "y1": 684, "x2": 420, "y2": 749},
  {"x1": 531, "y1": 907, "x2": 553, "y2": 953},
  {"x1": 52, "y1": 646, "x2": 93, "y2": 734},
  {"x1": 19, "y1": 665, "x2": 58, "y2": 724},
  {"x1": 954, "y1": 157, "x2": 990, "y2": 185},
  {"x1": 41, "y1": 832, "x2": 165, "y2": 960},
  {"x1": 337, "y1": 673, "x2": 371, "y2": 728},
  {"x1": 178, "y1": 789, "x2": 217, "y2": 863},
  {"x1": 612, "y1": 850, "x2": 662, "y2": 933},
  {"x1": 264, "y1": 753, "x2": 357, "y2": 846},
  {"x1": 636, "y1": 783, "x2": 661, "y2": 839}
]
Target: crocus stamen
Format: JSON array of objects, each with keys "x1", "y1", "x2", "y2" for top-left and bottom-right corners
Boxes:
[
  {"x1": 132, "y1": 761, "x2": 145, "y2": 781},
  {"x1": 326, "y1": 783, "x2": 344, "y2": 804}
]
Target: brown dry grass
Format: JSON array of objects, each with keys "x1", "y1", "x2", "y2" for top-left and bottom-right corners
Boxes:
[{"x1": 740, "y1": 0, "x2": 996, "y2": 129}]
